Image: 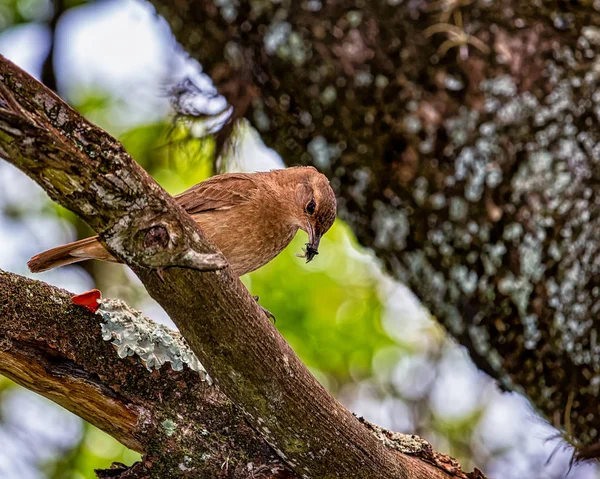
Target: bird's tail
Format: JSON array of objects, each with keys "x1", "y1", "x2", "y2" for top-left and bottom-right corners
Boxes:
[{"x1": 28, "y1": 236, "x2": 117, "y2": 272}]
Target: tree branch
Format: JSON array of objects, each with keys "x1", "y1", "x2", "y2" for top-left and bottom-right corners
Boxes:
[
  {"x1": 0, "y1": 55, "x2": 483, "y2": 477},
  {"x1": 0, "y1": 269, "x2": 293, "y2": 478}
]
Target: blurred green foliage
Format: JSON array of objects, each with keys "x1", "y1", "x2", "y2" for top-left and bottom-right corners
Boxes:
[
  {"x1": 0, "y1": 0, "x2": 50, "y2": 29},
  {"x1": 45, "y1": 423, "x2": 139, "y2": 479},
  {"x1": 120, "y1": 122, "x2": 214, "y2": 192},
  {"x1": 247, "y1": 224, "x2": 393, "y2": 389},
  {"x1": 0, "y1": 0, "x2": 88, "y2": 30},
  {"x1": 433, "y1": 409, "x2": 485, "y2": 469}
]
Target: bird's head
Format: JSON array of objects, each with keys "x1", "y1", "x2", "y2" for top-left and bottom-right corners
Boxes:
[{"x1": 291, "y1": 167, "x2": 337, "y2": 262}]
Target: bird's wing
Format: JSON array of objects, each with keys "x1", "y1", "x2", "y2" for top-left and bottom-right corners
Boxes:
[{"x1": 174, "y1": 173, "x2": 258, "y2": 214}]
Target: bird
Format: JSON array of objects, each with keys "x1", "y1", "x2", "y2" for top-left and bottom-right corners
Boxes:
[{"x1": 28, "y1": 166, "x2": 337, "y2": 277}]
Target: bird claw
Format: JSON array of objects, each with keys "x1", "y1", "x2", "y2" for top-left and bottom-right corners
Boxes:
[{"x1": 253, "y1": 296, "x2": 276, "y2": 323}]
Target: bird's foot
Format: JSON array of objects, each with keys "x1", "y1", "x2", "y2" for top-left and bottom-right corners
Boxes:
[{"x1": 253, "y1": 296, "x2": 276, "y2": 323}]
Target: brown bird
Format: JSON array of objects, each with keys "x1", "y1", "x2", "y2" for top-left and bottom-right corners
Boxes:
[{"x1": 28, "y1": 166, "x2": 337, "y2": 276}]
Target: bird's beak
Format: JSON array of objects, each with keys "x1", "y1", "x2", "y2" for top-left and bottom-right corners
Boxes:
[{"x1": 305, "y1": 223, "x2": 321, "y2": 263}]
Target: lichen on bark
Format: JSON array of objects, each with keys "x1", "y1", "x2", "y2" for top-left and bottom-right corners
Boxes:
[{"x1": 98, "y1": 298, "x2": 210, "y2": 377}]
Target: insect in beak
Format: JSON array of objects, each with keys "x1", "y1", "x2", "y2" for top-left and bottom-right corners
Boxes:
[{"x1": 297, "y1": 223, "x2": 321, "y2": 263}]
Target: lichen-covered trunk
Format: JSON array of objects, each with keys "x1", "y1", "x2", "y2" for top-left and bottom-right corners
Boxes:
[{"x1": 149, "y1": 0, "x2": 600, "y2": 450}]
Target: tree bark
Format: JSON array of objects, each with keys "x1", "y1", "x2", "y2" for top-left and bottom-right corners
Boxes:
[
  {"x1": 147, "y1": 0, "x2": 600, "y2": 453},
  {"x1": 0, "y1": 55, "x2": 483, "y2": 478}
]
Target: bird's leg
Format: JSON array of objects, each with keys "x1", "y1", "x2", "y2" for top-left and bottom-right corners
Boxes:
[{"x1": 253, "y1": 296, "x2": 276, "y2": 323}]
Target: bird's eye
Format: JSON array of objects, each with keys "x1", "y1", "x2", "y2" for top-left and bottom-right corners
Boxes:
[{"x1": 305, "y1": 199, "x2": 316, "y2": 215}]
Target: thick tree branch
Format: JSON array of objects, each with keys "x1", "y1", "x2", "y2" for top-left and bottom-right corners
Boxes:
[
  {"x1": 0, "y1": 55, "x2": 482, "y2": 478},
  {"x1": 148, "y1": 0, "x2": 600, "y2": 453},
  {"x1": 0, "y1": 269, "x2": 293, "y2": 478}
]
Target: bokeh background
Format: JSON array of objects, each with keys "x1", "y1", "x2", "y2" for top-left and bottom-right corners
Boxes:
[{"x1": 0, "y1": 1, "x2": 598, "y2": 478}]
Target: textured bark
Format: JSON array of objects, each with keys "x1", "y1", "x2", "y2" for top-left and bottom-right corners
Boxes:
[
  {"x1": 0, "y1": 55, "x2": 483, "y2": 478},
  {"x1": 147, "y1": 0, "x2": 600, "y2": 453},
  {"x1": 0, "y1": 269, "x2": 292, "y2": 478}
]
